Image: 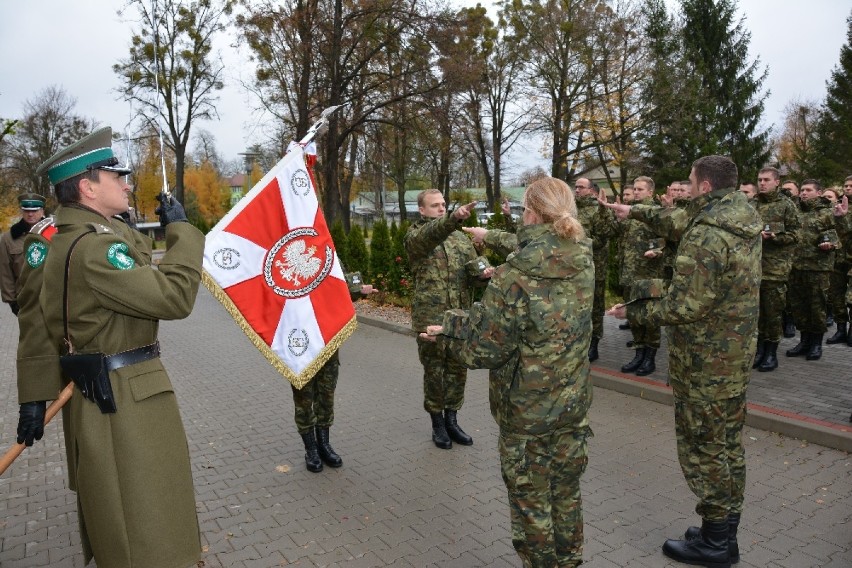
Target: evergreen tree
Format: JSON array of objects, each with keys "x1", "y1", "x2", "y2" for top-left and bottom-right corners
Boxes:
[
  {"x1": 329, "y1": 220, "x2": 350, "y2": 270},
  {"x1": 810, "y1": 12, "x2": 852, "y2": 183},
  {"x1": 347, "y1": 224, "x2": 369, "y2": 278},
  {"x1": 389, "y1": 220, "x2": 411, "y2": 297},
  {"x1": 369, "y1": 218, "x2": 393, "y2": 290}
]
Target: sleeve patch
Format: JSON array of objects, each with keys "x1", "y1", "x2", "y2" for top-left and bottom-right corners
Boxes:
[
  {"x1": 26, "y1": 241, "x2": 48, "y2": 268},
  {"x1": 106, "y1": 242, "x2": 135, "y2": 270}
]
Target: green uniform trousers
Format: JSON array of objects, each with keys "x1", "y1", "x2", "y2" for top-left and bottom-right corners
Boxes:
[
  {"x1": 758, "y1": 280, "x2": 787, "y2": 342},
  {"x1": 674, "y1": 393, "x2": 747, "y2": 522},
  {"x1": 789, "y1": 269, "x2": 831, "y2": 334},
  {"x1": 627, "y1": 321, "x2": 660, "y2": 349},
  {"x1": 417, "y1": 337, "x2": 466, "y2": 414},
  {"x1": 592, "y1": 278, "x2": 606, "y2": 340},
  {"x1": 499, "y1": 425, "x2": 590, "y2": 568},
  {"x1": 828, "y1": 262, "x2": 850, "y2": 324},
  {"x1": 291, "y1": 351, "x2": 339, "y2": 434}
]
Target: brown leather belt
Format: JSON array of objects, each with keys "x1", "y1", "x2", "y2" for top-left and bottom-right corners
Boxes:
[{"x1": 104, "y1": 342, "x2": 161, "y2": 372}]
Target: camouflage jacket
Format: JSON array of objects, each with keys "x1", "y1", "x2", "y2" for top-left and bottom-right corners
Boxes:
[
  {"x1": 576, "y1": 196, "x2": 617, "y2": 279},
  {"x1": 834, "y1": 211, "x2": 852, "y2": 265},
  {"x1": 405, "y1": 214, "x2": 481, "y2": 331},
  {"x1": 619, "y1": 198, "x2": 666, "y2": 289},
  {"x1": 440, "y1": 223, "x2": 594, "y2": 435},
  {"x1": 628, "y1": 188, "x2": 762, "y2": 401},
  {"x1": 629, "y1": 203, "x2": 690, "y2": 277},
  {"x1": 793, "y1": 197, "x2": 838, "y2": 272},
  {"x1": 754, "y1": 190, "x2": 801, "y2": 280}
]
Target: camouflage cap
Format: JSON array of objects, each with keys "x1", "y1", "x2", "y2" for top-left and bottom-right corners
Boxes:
[
  {"x1": 37, "y1": 127, "x2": 131, "y2": 185},
  {"x1": 18, "y1": 192, "x2": 46, "y2": 210}
]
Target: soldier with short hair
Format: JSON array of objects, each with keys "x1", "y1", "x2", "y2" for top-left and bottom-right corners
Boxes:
[
  {"x1": 608, "y1": 155, "x2": 762, "y2": 567},
  {"x1": 0, "y1": 192, "x2": 47, "y2": 315},
  {"x1": 826, "y1": 175, "x2": 852, "y2": 345}
]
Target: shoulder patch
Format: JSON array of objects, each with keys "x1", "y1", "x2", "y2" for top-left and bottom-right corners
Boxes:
[
  {"x1": 106, "y1": 242, "x2": 135, "y2": 270},
  {"x1": 88, "y1": 222, "x2": 114, "y2": 235},
  {"x1": 26, "y1": 241, "x2": 48, "y2": 268}
]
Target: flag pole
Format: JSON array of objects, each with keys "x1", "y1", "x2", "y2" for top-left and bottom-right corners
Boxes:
[
  {"x1": 0, "y1": 383, "x2": 74, "y2": 476},
  {"x1": 296, "y1": 105, "x2": 344, "y2": 148}
]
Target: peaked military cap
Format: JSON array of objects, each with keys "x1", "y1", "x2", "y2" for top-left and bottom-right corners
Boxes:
[
  {"x1": 37, "y1": 127, "x2": 131, "y2": 185},
  {"x1": 18, "y1": 192, "x2": 46, "y2": 210}
]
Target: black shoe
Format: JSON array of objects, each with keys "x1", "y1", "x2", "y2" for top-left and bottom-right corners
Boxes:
[
  {"x1": 635, "y1": 347, "x2": 657, "y2": 376},
  {"x1": 826, "y1": 310, "x2": 834, "y2": 327},
  {"x1": 618, "y1": 321, "x2": 631, "y2": 330},
  {"x1": 444, "y1": 410, "x2": 473, "y2": 445},
  {"x1": 626, "y1": 340, "x2": 634, "y2": 348},
  {"x1": 664, "y1": 519, "x2": 731, "y2": 568},
  {"x1": 588, "y1": 337, "x2": 600, "y2": 362},
  {"x1": 621, "y1": 348, "x2": 646, "y2": 373},
  {"x1": 786, "y1": 333, "x2": 811, "y2": 357},
  {"x1": 758, "y1": 341, "x2": 779, "y2": 372},
  {"x1": 752, "y1": 339, "x2": 765, "y2": 369},
  {"x1": 300, "y1": 430, "x2": 323, "y2": 473},
  {"x1": 316, "y1": 427, "x2": 343, "y2": 467},
  {"x1": 783, "y1": 313, "x2": 796, "y2": 338},
  {"x1": 684, "y1": 514, "x2": 740, "y2": 564},
  {"x1": 827, "y1": 322, "x2": 848, "y2": 344},
  {"x1": 430, "y1": 412, "x2": 452, "y2": 449},
  {"x1": 806, "y1": 333, "x2": 823, "y2": 361}
]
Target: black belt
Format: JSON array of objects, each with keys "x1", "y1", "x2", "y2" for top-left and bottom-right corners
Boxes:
[{"x1": 105, "y1": 342, "x2": 161, "y2": 372}]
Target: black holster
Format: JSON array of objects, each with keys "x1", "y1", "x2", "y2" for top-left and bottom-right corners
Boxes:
[{"x1": 60, "y1": 352, "x2": 117, "y2": 414}]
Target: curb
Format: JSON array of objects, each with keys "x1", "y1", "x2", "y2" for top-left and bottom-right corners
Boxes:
[{"x1": 358, "y1": 314, "x2": 852, "y2": 453}]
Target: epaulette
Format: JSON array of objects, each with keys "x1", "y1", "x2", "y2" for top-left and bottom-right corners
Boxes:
[
  {"x1": 86, "y1": 222, "x2": 115, "y2": 235},
  {"x1": 30, "y1": 216, "x2": 57, "y2": 241}
]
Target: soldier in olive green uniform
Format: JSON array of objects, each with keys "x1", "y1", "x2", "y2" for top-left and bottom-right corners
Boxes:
[
  {"x1": 785, "y1": 180, "x2": 839, "y2": 361},
  {"x1": 619, "y1": 176, "x2": 665, "y2": 376},
  {"x1": 405, "y1": 190, "x2": 491, "y2": 449},
  {"x1": 292, "y1": 271, "x2": 376, "y2": 472},
  {"x1": 15, "y1": 128, "x2": 203, "y2": 568},
  {"x1": 826, "y1": 175, "x2": 852, "y2": 345},
  {"x1": 574, "y1": 178, "x2": 617, "y2": 361},
  {"x1": 426, "y1": 177, "x2": 594, "y2": 568},
  {"x1": 753, "y1": 167, "x2": 801, "y2": 371},
  {"x1": 0, "y1": 192, "x2": 46, "y2": 315},
  {"x1": 608, "y1": 156, "x2": 762, "y2": 568}
]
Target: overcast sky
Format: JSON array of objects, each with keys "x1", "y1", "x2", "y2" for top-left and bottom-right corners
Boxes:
[{"x1": 1, "y1": 0, "x2": 849, "y2": 175}]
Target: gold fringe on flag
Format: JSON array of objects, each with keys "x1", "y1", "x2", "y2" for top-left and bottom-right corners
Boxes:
[{"x1": 202, "y1": 269, "x2": 357, "y2": 389}]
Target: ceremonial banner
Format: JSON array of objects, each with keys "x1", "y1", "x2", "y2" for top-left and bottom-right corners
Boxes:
[{"x1": 202, "y1": 145, "x2": 356, "y2": 389}]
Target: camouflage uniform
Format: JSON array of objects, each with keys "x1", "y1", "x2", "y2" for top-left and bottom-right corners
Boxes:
[
  {"x1": 829, "y1": 212, "x2": 852, "y2": 326},
  {"x1": 789, "y1": 197, "x2": 838, "y2": 334},
  {"x1": 291, "y1": 272, "x2": 366, "y2": 433},
  {"x1": 405, "y1": 214, "x2": 482, "y2": 414},
  {"x1": 576, "y1": 196, "x2": 617, "y2": 339},
  {"x1": 440, "y1": 223, "x2": 595, "y2": 568},
  {"x1": 754, "y1": 191, "x2": 800, "y2": 342},
  {"x1": 620, "y1": 198, "x2": 666, "y2": 349},
  {"x1": 628, "y1": 188, "x2": 762, "y2": 522}
]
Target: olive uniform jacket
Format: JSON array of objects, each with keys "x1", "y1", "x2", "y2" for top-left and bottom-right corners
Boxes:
[
  {"x1": 440, "y1": 224, "x2": 595, "y2": 436},
  {"x1": 0, "y1": 218, "x2": 39, "y2": 302},
  {"x1": 19, "y1": 204, "x2": 203, "y2": 568}
]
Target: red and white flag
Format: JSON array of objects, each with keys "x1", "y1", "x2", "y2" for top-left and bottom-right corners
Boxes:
[{"x1": 202, "y1": 144, "x2": 356, "y2": 388}]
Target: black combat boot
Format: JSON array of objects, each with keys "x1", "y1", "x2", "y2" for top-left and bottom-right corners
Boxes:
[
  {"x1": 619, "y1": 321, "x2": 631, "y2": 330},
  {"x1": 635, "y1": 347, "x2": 657, "y2": 376},
  {"x1": 785, "y1": 332, "x2": 811, "y2": 357},
  {"x1": 621, "y1": 348, "x2": 646, "y2": 373},
  {"x1": 826, "y1": 308, "x2": 834, "y2": 327},
  {"x1": 430, "y1": 412, "x2": 452, "y2": 449},
  {"x1": 806, "y1": 333, "x2": 823, "y2": 361},
  {"x1": 684, "y1": 513, "x2": 741, "y2": 564},
  {"x1": 751, "y1": 339, "x2": 766, "y2": 369},
  {"x1": 782, "y1": 312, "x2": 796, "y2": 338},
  {"x1": 827, "y1": 322, "x2": 848, "y2": 344},
  {"x1": 300, "y1": 430, "x2": 323, "y2": 473},
  {"x1": 316, "y1": 427, "x2": 343, "y2": 467},
  {"x1": 664, "y1": 519, "x2": 731, "y2": 568},
  {"x1": 444, "y1": 409, "x2": 473, "y2": 445},
  {"x1": 758, "y1": 341, "x2": 779, "y2": 372},
  {"x1": 588, "y1": 337, "x2": 600, "y2": 362}
]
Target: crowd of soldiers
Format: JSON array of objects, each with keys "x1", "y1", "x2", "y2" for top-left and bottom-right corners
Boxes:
[{"x1": 570, "y1": 169, "x2": 852, "y2": 380}]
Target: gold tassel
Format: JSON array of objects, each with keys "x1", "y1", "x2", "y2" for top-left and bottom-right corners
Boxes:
[{"x1": 202, "y1": 269, "x2": 357, "y2": 389}]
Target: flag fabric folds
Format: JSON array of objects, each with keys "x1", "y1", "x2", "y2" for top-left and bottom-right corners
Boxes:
[{"x1": 202, "y1": 145, "x2": 356, "y2": 389}]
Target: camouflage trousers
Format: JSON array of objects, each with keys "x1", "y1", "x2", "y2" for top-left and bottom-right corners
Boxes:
[
  {"x1": 417, "y1": 337, "x2": 466, "y2": 414},
  {"x1": 291, "y1": 351, "x2": 339, "y2": 434},
  {"x1": 674, "y1": 393, "x2": 746, "y2": 522},
  {"x1": 499, "y1": 425, "x2": 591, "y2": 568},
  {"x1": 828, "y1": 262, "x2": 850, "y2": 323},
  {"x1": 789, "y1": 269, "x2": 830, "y2": 334},
  {"x1": 758, "y1": 279, "x2": 787, "y2": 342},
  {"x1": 627, "y1": 321, "x2": 660, "y2": 349},
  {"x1": 591, "y1": 278, "x2": 606, "y2": 339}
]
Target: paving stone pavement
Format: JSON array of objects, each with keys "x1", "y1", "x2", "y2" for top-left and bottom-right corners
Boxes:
[{"x1": 1, "y1": 289, "x2": 850, "y2": 567}]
